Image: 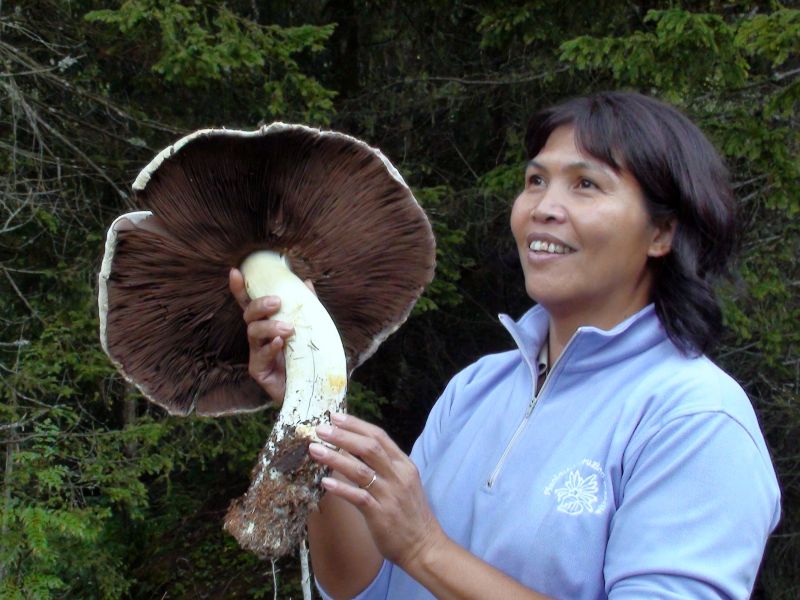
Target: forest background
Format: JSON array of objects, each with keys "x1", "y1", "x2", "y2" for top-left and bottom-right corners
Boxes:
[{"x1": 1, "y1": 0, "x2": 798, "y2": 598}]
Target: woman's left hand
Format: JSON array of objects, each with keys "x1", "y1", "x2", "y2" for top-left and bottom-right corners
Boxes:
[{"x1": 308, "y1": 413, "x2": 446, "y2": 571}]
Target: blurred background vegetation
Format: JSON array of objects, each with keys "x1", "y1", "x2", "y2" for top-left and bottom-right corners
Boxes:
[{"x1": 0, "y1": 0, "x2": 797, "y2": 597}]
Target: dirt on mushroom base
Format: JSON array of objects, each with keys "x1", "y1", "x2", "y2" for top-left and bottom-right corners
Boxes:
[{"x1": 223, "y1": 421, "x2": 327, "y2": 559}]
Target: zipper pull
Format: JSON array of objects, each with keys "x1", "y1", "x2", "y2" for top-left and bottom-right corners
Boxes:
[{"x1": 524, "y1": 395, "x2": 537, "y2": 418}]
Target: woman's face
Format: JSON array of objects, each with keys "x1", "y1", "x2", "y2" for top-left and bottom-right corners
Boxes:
[{"x1": 510, "y1": 125, "x2": 674, "y2": 328}]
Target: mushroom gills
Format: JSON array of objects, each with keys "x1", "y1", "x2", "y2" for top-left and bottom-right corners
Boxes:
[{"x1": 224, "y1": 250, "x2": 347, "y2": 558}]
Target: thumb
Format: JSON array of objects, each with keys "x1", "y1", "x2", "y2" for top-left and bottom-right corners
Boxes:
[{"x1": 229, "y1": 268, "x2": 250, "y2": 309}]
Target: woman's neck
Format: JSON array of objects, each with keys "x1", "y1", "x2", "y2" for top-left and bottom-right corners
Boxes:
[
  {"x1": 546, "y1": 322, "x2": 571, "y2": 367},
  {"x1": 546, "y1": 300, "x2": 650, "y2": 364}
]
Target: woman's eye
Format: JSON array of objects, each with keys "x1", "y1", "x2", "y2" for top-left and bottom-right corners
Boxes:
[
  {"x1": 528, "y1": 174, "x2": 544, "y2": 186},
  {"x1": 578, "y1": 178, "x2": 597, "y2": 190}
]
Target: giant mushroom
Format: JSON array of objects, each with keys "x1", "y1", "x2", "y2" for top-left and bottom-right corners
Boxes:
[{"x1": 98, "y1": 124, "x2": 435, "y2": 558}]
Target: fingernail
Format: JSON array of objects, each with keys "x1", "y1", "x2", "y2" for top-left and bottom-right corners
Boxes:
[
  {"x1": 321, "y1": 477, "x2": 337, "y2": 490},
  {"x1": 331, "y1": 413, "x2": 347, "y2": 424},
  {"x1": 308, "y1": 442, "x2": 328, "y2": 458},
  {"x1": 316, "y1": 423, "x2": 333, "y2": 437},
  {"x1": 263, "y1": 297, "x2": 279, "y2": 308}
]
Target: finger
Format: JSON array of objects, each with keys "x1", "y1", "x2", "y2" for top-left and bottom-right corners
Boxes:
[
  {"x1": 329, "y1": 414, "x2": 406, "y2": 461},
  {"x1": 229, "y1": 268, "x2": 250, "y2": 310},
  {"x1": 319, "y1": 476, "x2": 380, "y2": 513},
  {"x1": 246, "y1": 319, "x2": 294, "y2": 350},
  {"x1": 249, "y1": 338, "x2": 286, "y2": 402},
  {"x1": 250, "y1": 336, "x2": 285, "y2": 373},
  {"x1": 316, "y1": 423, "x2": 393, "y2": 473},
  {"x1": 309, "y1": 442, "x2": 377, "y2": 488},
  {"x1": 243, "y1": 295, "x2": 283, "y2": 324}
]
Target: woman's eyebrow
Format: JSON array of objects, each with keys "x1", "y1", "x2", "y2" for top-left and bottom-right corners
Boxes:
[
  {"x1": 525, "y1": 159, "x2": 546, "y2": 171},
  {"x1": 526, "y1": 158, "x2": 614, "y2": 177},
  {"x1": 566, "y1": 160, "x2": 615, "y2": 178}
]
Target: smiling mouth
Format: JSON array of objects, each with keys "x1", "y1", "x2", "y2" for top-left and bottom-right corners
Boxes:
[{"x1": 528, "y1": 240, "x2": 575, "y2": 255}]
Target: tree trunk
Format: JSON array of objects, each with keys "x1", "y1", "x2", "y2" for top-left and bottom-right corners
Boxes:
[{"x1": 0, "y1": 389, "x2": 18, "y2": 583}]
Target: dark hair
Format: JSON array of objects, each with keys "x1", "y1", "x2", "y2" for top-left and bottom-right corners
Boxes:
[{"x1": 525, "y1": 91, "x2": 737, "y2": 355}]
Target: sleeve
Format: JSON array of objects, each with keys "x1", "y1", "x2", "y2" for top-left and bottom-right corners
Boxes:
[
  {"x1": 408, "y1": 373, "x2": 460, "y2": 472},
  {"x1": 409, "y1": 357, "x2": 490, "y2": 472},
  {"x1": 605, "y1": 411, "x2": 781, "y2": 599},
  {"x1": 315, "y1": 560, "x2": 393, "y2": 600}
]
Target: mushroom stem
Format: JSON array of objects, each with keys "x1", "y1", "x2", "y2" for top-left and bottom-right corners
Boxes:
[{"x1": 224, "y1": 250, "x2": 347, "y2": 558}]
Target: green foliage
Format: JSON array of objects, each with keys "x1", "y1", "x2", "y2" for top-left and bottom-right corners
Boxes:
[
  {"x1": 736, "y1": 8, "x2": 800, "y2": 67},
  {"x1": 85, "y1": 0, "x2": 336, "y2": 122},
  {"x1": 560, "y1": 9, "x2": 750, "y2": 93},
  {"x1": 0, "y1": 287, "x2": 174, "y2": 597},
  {"x1": 477, "y1": 0, "x2": 629, "y2": 51},
  {"x1": 413, "y1": 186, "x2": 475, "y2": 313},
  {"x1": 477, "y1": 1, "x2": 554, "y2": 48},
  {"x1": 347, "y1": 381, "x2": 387, "y2": 421},
  {"x1": 479, "y1": 163, "x2": 523, "y2": 205}
]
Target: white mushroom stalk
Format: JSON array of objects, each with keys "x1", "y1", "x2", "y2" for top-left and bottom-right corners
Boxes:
[
  {"x1": 224, "y1": 250, "x2": 347, "y2": 557},
  {"x1": 242, "y1": 250, "x2": 347, "y2": 435}
]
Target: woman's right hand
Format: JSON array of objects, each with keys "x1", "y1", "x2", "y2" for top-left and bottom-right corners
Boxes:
[{"x1": 229, "y1": 267, "x2": 294, "y2": 406}]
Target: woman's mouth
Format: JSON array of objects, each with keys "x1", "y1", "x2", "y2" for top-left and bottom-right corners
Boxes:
[{"x1": 528, "y1": 239, "x2": 575, "y2": 255}]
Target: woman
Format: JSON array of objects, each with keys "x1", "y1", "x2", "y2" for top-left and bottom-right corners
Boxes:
[{"x1": 230, "y1": 91, "x2": 781, "y2": 599}]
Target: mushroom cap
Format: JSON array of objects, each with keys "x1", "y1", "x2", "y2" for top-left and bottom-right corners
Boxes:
[{"x1": 99, "y1": 124, "x2": 435, "y2": 417}]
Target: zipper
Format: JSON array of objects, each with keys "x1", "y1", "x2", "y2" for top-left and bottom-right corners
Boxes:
[
  {"x1": 486, "y1": 336, "x2": 576, "y2": 488},
  {"x1": 486, "y1": 401, "x2": 535, "y2": 488}
]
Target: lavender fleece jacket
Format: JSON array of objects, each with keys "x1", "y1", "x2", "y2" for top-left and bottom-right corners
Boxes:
[{"x1": 319, "y1": 304, "x2": 781, "y2": 599}]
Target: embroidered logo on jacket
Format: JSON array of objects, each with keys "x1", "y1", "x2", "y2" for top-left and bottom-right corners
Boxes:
[{"x1": 544, "y1": 459, "x2": 608, "y2": 516}]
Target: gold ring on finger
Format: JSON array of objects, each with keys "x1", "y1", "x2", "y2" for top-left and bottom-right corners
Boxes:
[{"x1": 360, "y1": 472, "x2": 377, "y2": 491}]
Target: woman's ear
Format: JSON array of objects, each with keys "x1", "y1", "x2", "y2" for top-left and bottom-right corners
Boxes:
[{"x1": 648, "y1": 218, "x2": 677, "y2": 258}]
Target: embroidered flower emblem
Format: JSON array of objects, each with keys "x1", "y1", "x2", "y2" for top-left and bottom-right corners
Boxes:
[{"x1": 554, "y1": 469, "x2": 599, "y2": 515}]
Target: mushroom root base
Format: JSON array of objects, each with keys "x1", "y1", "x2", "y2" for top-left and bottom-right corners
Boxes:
[{"x1": 224, "y1": 422, "x2": 326, "y2": 559}]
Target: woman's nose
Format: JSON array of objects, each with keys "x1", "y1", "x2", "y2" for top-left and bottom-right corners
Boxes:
[{"x1": 531, "y1": 186, "x2": 567, "y2": 223}]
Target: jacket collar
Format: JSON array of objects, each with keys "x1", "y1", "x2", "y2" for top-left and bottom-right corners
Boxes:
[{"x1": 498, "y1": 304, "x2": 670, "y2": 376}]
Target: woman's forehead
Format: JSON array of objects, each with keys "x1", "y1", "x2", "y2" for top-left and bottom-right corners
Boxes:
[
  {"x1": 528, "y1": 117, "x2": 625, "y2": 174},
  {"x1": 528, "y1": 126, "x2": 618, "y2": 175}
]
